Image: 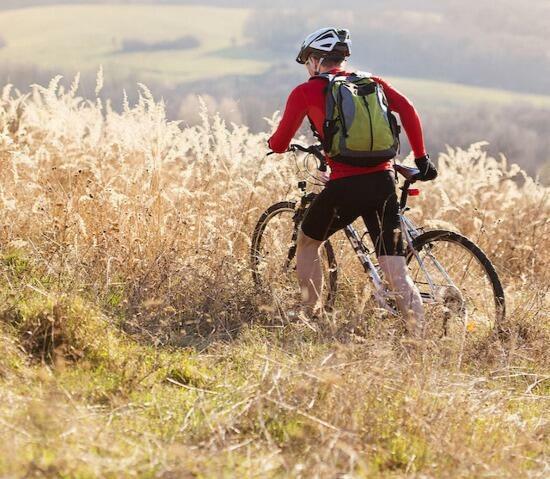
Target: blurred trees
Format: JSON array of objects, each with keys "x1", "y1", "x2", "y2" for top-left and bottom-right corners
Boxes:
[
  {"x1": 244, "y1": 1, "x2": 550, "y2": 95},
  {"x1": 120, "y1": 36, "x2": 200, "y2": 53}
]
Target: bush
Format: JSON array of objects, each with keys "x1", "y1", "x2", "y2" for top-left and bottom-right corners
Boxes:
[{"x1": 120, "y1": 35, "x2": 200, "y2": 53}]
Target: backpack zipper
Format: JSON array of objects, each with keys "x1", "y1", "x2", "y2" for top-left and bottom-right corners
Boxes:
[
  {"x1": 362, "y1": 96, "x2": 374, "y2": 151},
  {"x1": 337, "y1": 84, "x2": 348, "y2": 138}
]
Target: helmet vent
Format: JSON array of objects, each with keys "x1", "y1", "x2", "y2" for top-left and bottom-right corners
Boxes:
[
  {"x1": 317, "y1": 32, "x2": 335, "y2": 41},
  {"x1": 296, "y1": 27, "x2": 351, "y2": 64}
]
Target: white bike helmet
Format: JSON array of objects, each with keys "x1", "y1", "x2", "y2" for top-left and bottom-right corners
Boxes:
[{"x1": 296, "y1": 27, "x2": 351, "y2": 64}]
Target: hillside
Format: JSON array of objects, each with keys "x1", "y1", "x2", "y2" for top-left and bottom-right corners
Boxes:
[
  {"x1": 385, "y1": 76, "x2": 550, "y2": 110},
  {"x1": 2, "y1": 4, "x2": 550, "y2": 110},
  {"x1": 0, "y1": 78, "x2": 548, "y2": 477},
  {"x1": 0, "y1": 4, "x2": 268, "y2": 83}
]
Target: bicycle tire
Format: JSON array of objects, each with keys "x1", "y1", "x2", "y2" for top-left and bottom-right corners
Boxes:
[
  {"x1": 251, "y1": 201, "x2": 338, "y2": 311},
  {"x1": 409, "y1": 229, "x2": 506, "y2": 337}
]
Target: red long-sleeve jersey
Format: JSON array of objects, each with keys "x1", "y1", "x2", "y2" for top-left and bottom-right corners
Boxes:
[{"x1": 268, "y1": 69, "x2": 427, "y2": 180}]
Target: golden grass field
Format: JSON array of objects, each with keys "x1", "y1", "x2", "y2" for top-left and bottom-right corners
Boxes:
[{"x1": 0, "y1": 76, "x2": 548, "y2": 477}]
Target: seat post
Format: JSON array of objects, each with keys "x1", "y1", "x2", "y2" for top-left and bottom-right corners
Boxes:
[{"x1": 400, "y1": 180, "x2": 411, "y2": 210}]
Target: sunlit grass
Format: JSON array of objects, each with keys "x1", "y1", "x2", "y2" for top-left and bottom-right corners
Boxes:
[{"x1": 0, "y1": 75, "x2": 547, "y2": 477}]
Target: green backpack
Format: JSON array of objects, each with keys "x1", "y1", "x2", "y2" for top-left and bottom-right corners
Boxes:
[{"x1": 314, "y1": 72, "x2": 401, "y2": 166}]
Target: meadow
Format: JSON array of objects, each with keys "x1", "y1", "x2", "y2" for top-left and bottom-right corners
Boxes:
[{"x1": 0, "y1": 76, "x2": 548, "y2": 477}]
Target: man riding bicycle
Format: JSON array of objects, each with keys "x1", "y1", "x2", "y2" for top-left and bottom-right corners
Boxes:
[{"x1": 268, "y1": 27, "x2": 438, "y2": 335}]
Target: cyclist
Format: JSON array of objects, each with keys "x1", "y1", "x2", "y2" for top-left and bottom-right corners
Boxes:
[{"x1": 268, "y1": 27, "x2": 438, "y2": 335}]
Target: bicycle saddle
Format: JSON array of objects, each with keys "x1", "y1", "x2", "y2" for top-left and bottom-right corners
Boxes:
[{"x1": 394, "y1": 164, "x2": 420, "y2": 180}]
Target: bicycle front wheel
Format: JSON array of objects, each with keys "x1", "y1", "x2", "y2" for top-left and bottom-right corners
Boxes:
[
  {"x1": 409, "y1": 230, "x2": 505, "y2": 338},
  {"x1": 251, "y1": 201, "x2": 338, "y2": 312}
]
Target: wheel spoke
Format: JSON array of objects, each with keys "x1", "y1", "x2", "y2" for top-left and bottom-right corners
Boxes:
[
  {"x1": 410, "y1": 230, "x2": 505, "y2": 339},
  {"x1": 251, "y1": 204, "x2": 337, "y2": 311}
]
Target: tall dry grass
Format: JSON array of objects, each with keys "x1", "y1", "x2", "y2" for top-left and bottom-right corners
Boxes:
[{"x1": 0, "y1": 75, "x2": 548, "y2": 477}]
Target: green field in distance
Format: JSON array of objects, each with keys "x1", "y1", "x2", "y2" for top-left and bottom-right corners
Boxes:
[
  {"x1": 0, "y1": 4, "x2": 268, "y2": 84},
  {"x1": 1, "y1": 4, "x2": 550, "y2": 109}
]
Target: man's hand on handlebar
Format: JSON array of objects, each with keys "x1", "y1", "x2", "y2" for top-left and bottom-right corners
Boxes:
[
  {"x1": 266, "y1": 143, "x2": 313, "y2": 156},
  {"x1": 414, "y1": 154, "x2": 438, "y2": 182},
  {"x1": 267, "y1": 143, "x2": 328, "y2": 173}
]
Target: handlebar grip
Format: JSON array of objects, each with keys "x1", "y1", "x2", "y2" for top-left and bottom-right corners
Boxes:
[
  {"x1": 289, "y1": 143, "x2": 309, "y2": 153},
  {"x1": 267, "y1": 145, "x2": 311, "y2": 156},
  {"x1": 409, "y1": 173, "x2": 421, "y2": 183},
  {"x1": 273, "y1": 144, "x2": 327, "y2": 174}
]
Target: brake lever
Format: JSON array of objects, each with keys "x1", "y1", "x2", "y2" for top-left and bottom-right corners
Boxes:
[{"x1": 267, "y1": 145, "x2": 299, "y2": 156}]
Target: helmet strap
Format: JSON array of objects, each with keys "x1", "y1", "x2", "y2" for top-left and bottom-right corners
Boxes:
[{"x1": 314, "y1": 57, "x2": 324, "y2": 75}]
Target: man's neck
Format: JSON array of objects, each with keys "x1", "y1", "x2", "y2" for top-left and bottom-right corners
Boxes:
[{"x1": 319, "y1": 64, "x2": 345, "y2": 74}]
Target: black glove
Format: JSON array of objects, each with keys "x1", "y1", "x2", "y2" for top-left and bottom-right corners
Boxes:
[{"x1": 414, "y1": 154, "x2": 438, "y2": 181}]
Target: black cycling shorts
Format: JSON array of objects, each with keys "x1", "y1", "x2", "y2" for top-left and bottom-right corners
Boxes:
[{"x1": 301, "y1": 171, "x2": 404, "y2": 256}]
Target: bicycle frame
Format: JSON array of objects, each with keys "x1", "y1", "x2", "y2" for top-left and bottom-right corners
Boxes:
[
  {"x1": 340, "y1": 223, "x2": 394, "y2": 311},
  {"x1": 282, "y1": 144, "x2": 465, "y2": 315},
  {"x1": 293, "y1": 181, "x2": 467, "y2": 316},
  {"x1": 337, "y1": 194, "x2": 426, "y2": 314}
]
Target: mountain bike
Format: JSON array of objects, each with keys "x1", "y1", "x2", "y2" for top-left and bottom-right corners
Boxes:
[{"x1": 250, "y1": 144, "x2": 506, "y2": 338}]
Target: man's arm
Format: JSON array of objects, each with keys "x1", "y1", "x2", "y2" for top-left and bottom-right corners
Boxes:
[
  {"x1": 373, "y1": 76, "x2": 437, "y2": 180},
  {"x1": 268, "y1": 86, "x2": 308, "y2": 153},
  {"x1": 372, "y1": 76, "x2": 426, "y2": 159}
]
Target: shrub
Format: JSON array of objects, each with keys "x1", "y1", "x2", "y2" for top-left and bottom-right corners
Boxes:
[{"x1": 120, "y1": 35, "x2": 200, "y2": 53}]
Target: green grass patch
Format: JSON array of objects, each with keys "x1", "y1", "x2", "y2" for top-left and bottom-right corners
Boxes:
[
  {"x1": 0, "y1": 248, "x2": 547, "y2": 477},
  {"x1": 0, "y1": 4, "x2": 268, "y2": 84}
]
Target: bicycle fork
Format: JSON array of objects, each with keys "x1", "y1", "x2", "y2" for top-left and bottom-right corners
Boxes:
[
  {"x1": 400, "y1": 214, "x2": 464, "y2": 309},
  {"x1": 285, "y1": 189, "x2": 313, "y2": 270}
]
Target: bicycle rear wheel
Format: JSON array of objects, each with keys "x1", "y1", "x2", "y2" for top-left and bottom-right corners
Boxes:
[
  {"x1": 251, "y1": 201, "x2": 338, "y2": 312},
  {"x1": 409, "y1": 230, "x2": 505, "y2": 338}
]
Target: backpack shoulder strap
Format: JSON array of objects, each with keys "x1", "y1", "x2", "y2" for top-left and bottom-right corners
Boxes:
[
  {"x1": 349, "y1": 70, "x2": 373, "y2": 79},
  {"x1": 307, "y1": 115, "x2": 322, "y2": 143},
  {"x1": 309, "y1": 72, "x2": 337, "y2": 83},
  {"x1": 302, "y1": 75, "x2": 326, "y2": 141}
]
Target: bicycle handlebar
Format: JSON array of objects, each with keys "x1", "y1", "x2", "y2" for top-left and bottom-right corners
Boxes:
[
  {"x1": 268, "y1": 145, "x2": 423, "y2": 187},
  {"x1": 267, "y1": 144, "x2": 328, "y2": 172}
]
